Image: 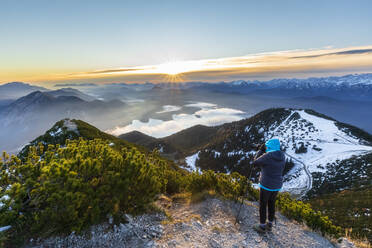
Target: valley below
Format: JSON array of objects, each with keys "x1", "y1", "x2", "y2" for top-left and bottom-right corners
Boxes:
[{"x1": 1, "y1": 74, "x2": 372, "y2": 246}]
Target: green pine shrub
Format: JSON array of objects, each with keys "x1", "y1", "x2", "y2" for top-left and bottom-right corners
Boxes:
[
  {"x1": 277, "y1": 192, "x2": 342, "y2": 237},
  {"x1": 162, "y1": 167, "x2": 189, "y2": 195},
  {"x1": 187, "y1": 170, "x2": 248, "y2": 201},
  {"x1": 0, "y1": 139, "x2": 165, "y2": 241}
]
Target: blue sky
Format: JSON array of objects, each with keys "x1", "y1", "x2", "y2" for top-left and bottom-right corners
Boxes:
[{"x1": 1, "y1": 0, "x2": 372, "y2": 84}]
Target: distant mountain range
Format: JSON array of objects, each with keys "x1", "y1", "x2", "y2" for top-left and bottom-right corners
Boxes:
[
  {"x1": 3, "y1": 73, "x2": 372, "y2": 102},
  {"x1": 0, "y1": 88, "x2": 126, "y2": 153},
  {"x1": 0, "y1": 82, "x2": 96, "y2": 101},
  {"x1": 47, "y1": 87, "x2": 96, "y2": 101},
  {"x1": 0, "y1": 82, "x2": 47, "y2": 100},
  {"x1": 0, "y1": 89, "x2": 124, "y2": 125},
  {"x1": 154, "y1": 73, "x2": 372, "y2": 101},
  {"x1": 1, "y1": 73, "x2": 372, "y2": 152}
]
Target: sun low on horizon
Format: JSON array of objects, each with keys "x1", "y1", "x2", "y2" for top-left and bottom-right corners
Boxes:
[
  {"x1": 157, "y1": 61, "x2": 186, "y2": 76},
  {"x1": 154, "y1": 61, "x2": 191, "y2": 82},
  {"x1": 28, "y1": 45, "x2": 372, "y2": 86},
  {"x1": 1, "y1": 0, "x2": 372, "y2": 86}
]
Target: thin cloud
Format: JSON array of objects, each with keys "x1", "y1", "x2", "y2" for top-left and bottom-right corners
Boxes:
[
  {"x1": 83, "y1": 68, "x2": 146, "y2": 74},
  {"x1": 42, "y1": 45, "x2": 372, "y2": 83},
  {"x1": 291, "y1": 48, "x2": 372, "y2": 59}
]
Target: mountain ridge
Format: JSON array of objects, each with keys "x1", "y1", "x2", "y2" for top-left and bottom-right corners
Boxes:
[
  {"x1": 117, "y1": 108, "x2": 372, "y2": 243},
  {"x1": 19, "y1": 118, "x2": 138, "y2": 157},
  {"x1": 118, "y1": 108, "x2": 372, "y2": 197},
  {"x1": 0, "y1": 88, "x2": 129, "y2": 153},
  {"x1": 150, "y1": 73, "x2": 372, "y2": 101},
  {"x1": 2, "y1": 112, "x2": 366, "y2": 246},
  {"x1": 18, "y1": 118, "x2": 181, "y2": 171},
  {"x1": 0, "y1": 90, "x2": 124, "y2": 123},
  {"x1": 0, "y1": 82, "x2": 47, "y2": 100}
]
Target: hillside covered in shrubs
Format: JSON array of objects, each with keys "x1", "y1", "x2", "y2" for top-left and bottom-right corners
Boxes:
[{"x1": 0, "y1": 118, "x2": 349, "y2": 247}]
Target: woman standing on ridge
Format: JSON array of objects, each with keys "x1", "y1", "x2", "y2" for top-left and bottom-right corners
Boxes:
[{"x1": 252, "y1": 138, "x2": 285, "y2": 233}]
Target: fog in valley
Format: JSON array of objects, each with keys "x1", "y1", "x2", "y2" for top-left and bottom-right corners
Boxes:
[{"x1": 1, "y1": 77, "x2": 372, "y2": 153}]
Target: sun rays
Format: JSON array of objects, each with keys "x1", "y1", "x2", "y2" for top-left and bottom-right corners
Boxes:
[
  {"x1": 25, "y1": 45, "x2": 372, "y2": 84},
  {"x1": 155, "y1": 61, "x2": 188, "y2": 82}
]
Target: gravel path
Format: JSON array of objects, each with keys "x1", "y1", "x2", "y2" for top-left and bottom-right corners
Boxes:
[
  {"x1": 156, "y1": 197, "x2": 335, "y2": 248},
  {"x1": 29, "y1": 196, "x2": 354, "y2": 248}
]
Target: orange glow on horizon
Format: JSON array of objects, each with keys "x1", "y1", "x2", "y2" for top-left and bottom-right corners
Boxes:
[{"x1": 1, "y1": 45, "x2": 372, "y2": 85}]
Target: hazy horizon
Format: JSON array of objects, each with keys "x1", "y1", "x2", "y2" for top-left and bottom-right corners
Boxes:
[
  {"x1": 2, "y1": 0, "x2": 372, "y2": 86},
  {"x1": 2, "y1": 70, "x2": 372, "y2": 89}
]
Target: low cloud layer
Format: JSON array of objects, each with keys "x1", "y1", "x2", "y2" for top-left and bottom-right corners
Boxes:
[
  {"x1": 108, "y1": 102, "x2": 245, "y2": 138},
  {"x1": 156, "y1": 105, "x2": 182, "y2": 114}
]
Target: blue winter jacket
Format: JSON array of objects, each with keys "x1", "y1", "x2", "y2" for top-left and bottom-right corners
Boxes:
[{"x1": 253, "y1": 139, "x2": 285, "y2": 191}]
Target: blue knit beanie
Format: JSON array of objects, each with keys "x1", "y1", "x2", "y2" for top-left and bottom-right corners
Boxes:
[{"x1": 265, "y1": 139, "x2": 281, "y2": 152}]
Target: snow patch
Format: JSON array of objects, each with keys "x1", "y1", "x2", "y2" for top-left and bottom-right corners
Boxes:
[
  {"x1": 212, "y1": 150, "x2": 221, "y2": 158},
  {"x1": 184, "y1": 152, "x2": 200, "y2": 172},
  {"x1": 0, "y1": 226, "x2": 11, "y2": 232},
  {"x1": 49, "y1": 127, "x2": 62, "y2": 137}
]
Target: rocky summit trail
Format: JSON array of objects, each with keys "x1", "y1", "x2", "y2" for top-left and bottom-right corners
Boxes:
[
  {"x1": 156, "y1": 197, "x2": 337, "y2": 248},
  {"x1": 30, "y1": 196, "x2": 354, "y2": 248}
]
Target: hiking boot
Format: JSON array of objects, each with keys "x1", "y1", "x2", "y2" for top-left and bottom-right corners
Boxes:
[
  {"x1": 253, "y1": 224, "x2": 266, "y2": 233},
  {"x1": 266, "y1": 222, "x2": 273, "y2": 231}
]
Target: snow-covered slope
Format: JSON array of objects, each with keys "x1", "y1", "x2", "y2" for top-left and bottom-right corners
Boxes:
[
  {"x1": 265, "y1": 110, "x2": 372, "y2": 196},
  {"x1": 185, "y1": 152, "x2": 200, "y2": 172},
  {"x1": 180, "y1": 108, "x2": 372, "y2": 197},
  {"x1": 118, "y1": 107, "x2": 372, "y2": 197}
]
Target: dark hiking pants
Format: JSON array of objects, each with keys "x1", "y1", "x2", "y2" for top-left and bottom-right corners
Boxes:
[{"x1": 259, "y1": 188, "x2": 278, "y2": 224}]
